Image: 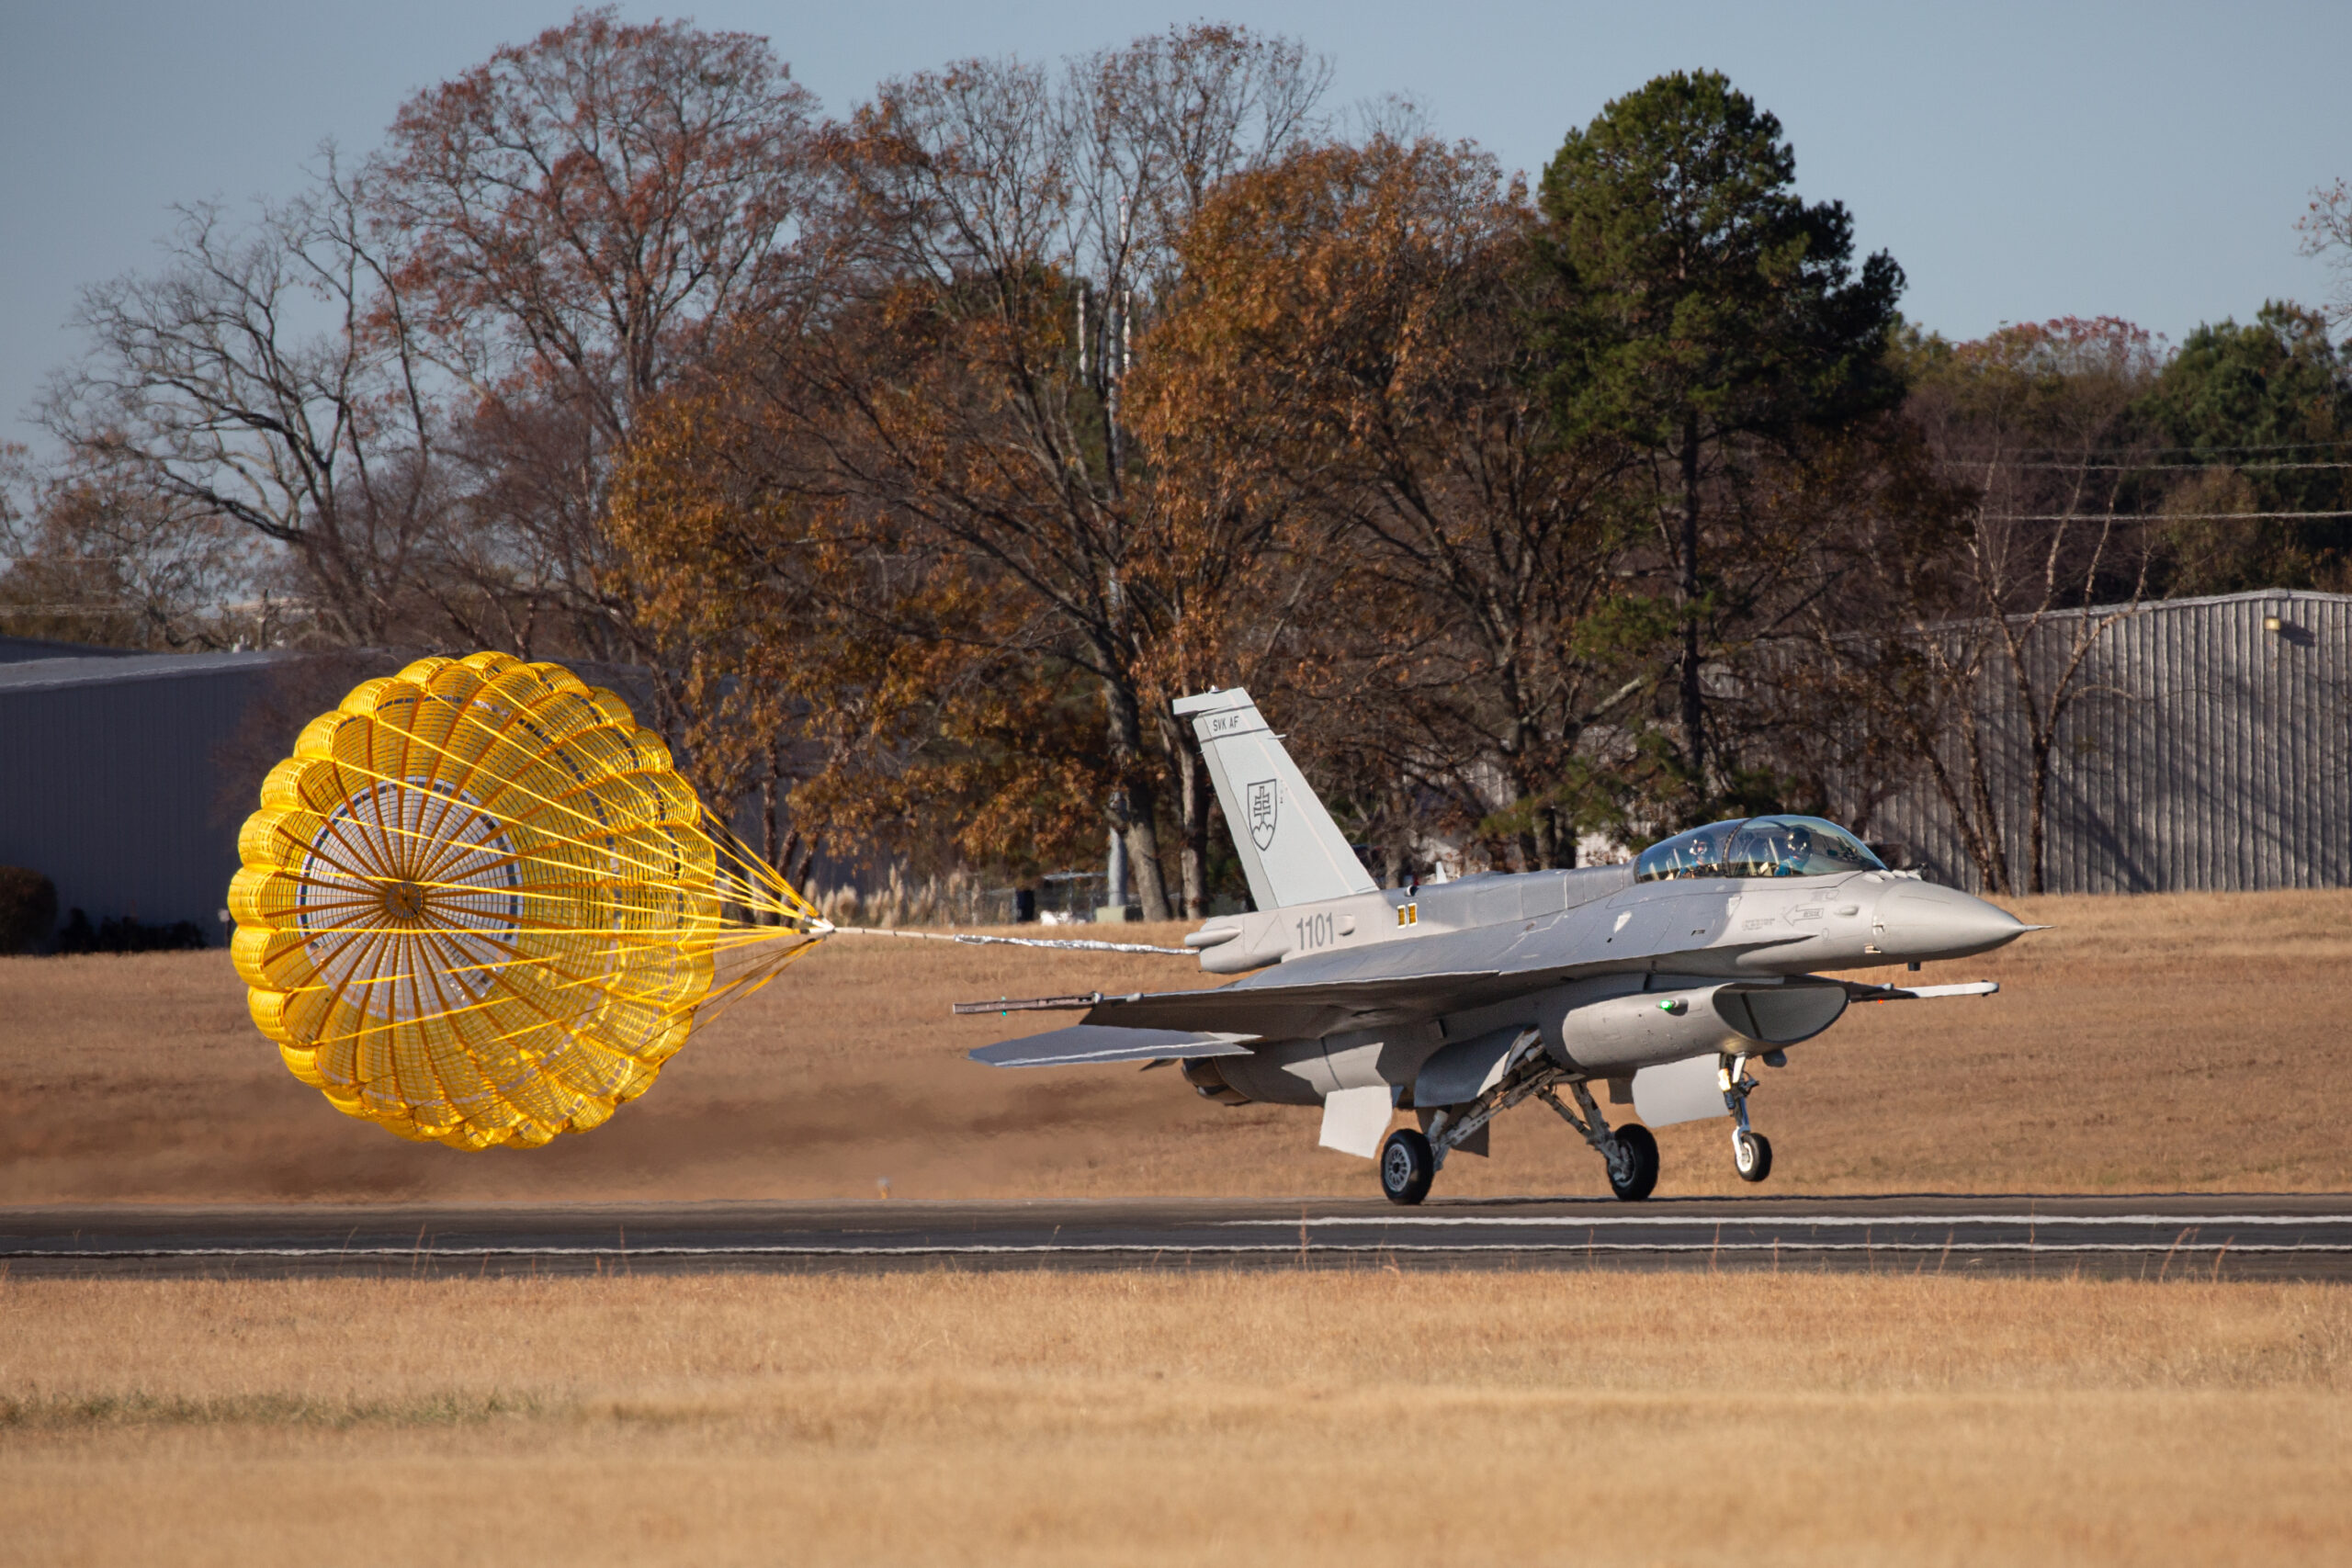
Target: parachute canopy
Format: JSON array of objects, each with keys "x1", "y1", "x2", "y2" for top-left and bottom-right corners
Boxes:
[{"x1": 230, "y1": 652, "x2": 819, "y2": 1149}]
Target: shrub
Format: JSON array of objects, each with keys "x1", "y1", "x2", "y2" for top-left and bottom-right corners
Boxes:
[
  {"x1": 0, "y1": 867, "x2": 58, "y2": 954},
  {"x1": 52, "y1": 908, "x2": 205, "y2": 955}
]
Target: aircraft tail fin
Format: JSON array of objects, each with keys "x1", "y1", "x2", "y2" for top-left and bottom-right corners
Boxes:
[{"x1": 1172, "y1": 688, "x2": 1378, "y2": 910}]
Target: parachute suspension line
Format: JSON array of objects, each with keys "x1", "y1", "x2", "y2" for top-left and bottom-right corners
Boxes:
[
  {"x1": 285, "y1": 727, "x2": 813, "y2": 921},
  {"x1": 230, "y1": 651, "x2": 828, "y2": 1151},
  {"x1": 254, "y1": 920, "x2": 824, "y2": 1054},
  {"x1": 293, "y1": 673, "x2": 806, "y2": 915}
]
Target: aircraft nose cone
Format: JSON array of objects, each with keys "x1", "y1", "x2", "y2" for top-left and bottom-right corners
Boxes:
[{"x1": 1876, "y1": 882, "x2": 2034, "y2": 961}]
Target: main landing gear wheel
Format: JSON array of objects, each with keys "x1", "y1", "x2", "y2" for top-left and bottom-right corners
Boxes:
[
  {"x1": 1733, "y1": 1128, "x2": 1774, "y2": 1183},
  {"x1": 1380, "y1": 1128, "x2": 1435, "y2": 1206},
  {"x1": 1608, "y1": 1123, "x2": 1659, "y2": 1201}
]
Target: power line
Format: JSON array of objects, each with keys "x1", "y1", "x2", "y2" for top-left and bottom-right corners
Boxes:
[
  {"x1": 1981, "y1": 510, "x2": 2352, "y2": 523},
  {"x1": 1945, "y1": 459, "x2": 2352, "y2": 471},
  {"x1": 1939, "y1": 440, "x2": 2352, "y2": 457}
]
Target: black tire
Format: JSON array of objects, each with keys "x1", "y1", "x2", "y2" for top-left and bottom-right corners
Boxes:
[
  {"x1": 1609, "y1": 1123, "x2": 1660, "y2": 1201},
  {"x1": 1379, "y1": 1128, "x2": 1435, "y2": 1205},
  {"x1": 1734, "y1": 1128, "x2": 1773, "y2": 1184}
]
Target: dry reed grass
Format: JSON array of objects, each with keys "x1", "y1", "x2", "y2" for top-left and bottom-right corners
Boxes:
[
  {"x1": 1, "y1": 1269, "x2": 2346, "y2": 1565},
  {"x1": 4, "y1": 887, "x2": 2350, "y2": 1201}
]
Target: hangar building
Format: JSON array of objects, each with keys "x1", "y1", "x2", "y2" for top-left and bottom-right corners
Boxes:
[
  {"x1": 1864, "y1": 589, "x2": 2352, "y2": 895},
  {"x1": 0, "y1": 640, "x2": 297, "y2": 945}
]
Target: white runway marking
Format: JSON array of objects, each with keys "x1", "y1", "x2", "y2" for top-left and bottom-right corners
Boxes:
[
  {"x1": 1221, "y1": 1213, "x2": 2345, "y2": 1230},
  {"x1": 10, "y1": 1202, "x2": 2346, "y2": 1275},
  {"x1": 15, "y1": 1239, "x2": 2351, "y2": 1259}
]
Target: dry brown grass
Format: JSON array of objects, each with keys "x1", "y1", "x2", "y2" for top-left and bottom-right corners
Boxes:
[
  {"x1": 4, "y1": 887, "x2": 2350, "y2": 1201},
  {"x1": 1, "y1": 1269, "x2": 2346, "y2": 1566}
]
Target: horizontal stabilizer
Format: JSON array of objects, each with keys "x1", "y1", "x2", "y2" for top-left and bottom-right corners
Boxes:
[
  {"x1": 959, "y1": 968, "x2": 1502, "y2": 1040},
  {"x1": 971, "y1": 1024, "x2": 1260, "y2": 1068}
]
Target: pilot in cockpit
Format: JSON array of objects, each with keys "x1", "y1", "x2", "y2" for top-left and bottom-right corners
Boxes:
[{"x1": 1636, "y1": 816, "x2": 1883, "y2": 883}]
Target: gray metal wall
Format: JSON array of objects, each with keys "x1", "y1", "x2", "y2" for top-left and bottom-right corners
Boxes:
[
  {"x1": 1866, "y1": 590, "x2": 2352, "y2": 894},
  {"x1": 0, "y1": 635, "x2": 140, "y2": 665},
  {"x1": 0, "y1": 652, "x2": 292, "y2": 942}
]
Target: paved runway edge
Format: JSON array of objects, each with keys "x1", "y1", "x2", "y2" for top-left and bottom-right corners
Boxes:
[{"x1": 6, "y1": 1195, "x2": 2351, "y2": 1280}]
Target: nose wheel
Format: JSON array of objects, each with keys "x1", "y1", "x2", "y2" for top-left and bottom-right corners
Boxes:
[{"x1": 1723, "y1": 1053, "x2": 1773, "y2": 1183}]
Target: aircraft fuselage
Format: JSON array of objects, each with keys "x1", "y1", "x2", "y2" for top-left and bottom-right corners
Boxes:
[{"x1": 1172, "y1": 861, "x2": 2026, "y2": 1107}]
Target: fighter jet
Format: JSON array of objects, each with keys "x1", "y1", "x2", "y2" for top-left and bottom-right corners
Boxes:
[{"x1": 965, "y1": 688, "x2": 2037, "y2": 1204}]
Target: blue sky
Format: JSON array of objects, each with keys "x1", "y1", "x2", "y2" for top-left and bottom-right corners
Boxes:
[{"x1": 3, "y1": 0, "x2": 2346, "y2": 456}]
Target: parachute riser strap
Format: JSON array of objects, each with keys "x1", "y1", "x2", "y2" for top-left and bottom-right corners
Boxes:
[{"x1": 820, "y1": 924, "x2": 1193, "y2": 956}]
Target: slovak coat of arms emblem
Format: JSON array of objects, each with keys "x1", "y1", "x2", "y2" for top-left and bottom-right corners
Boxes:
[{"x1": 1246, "y1": 779, "x2": 1278, "y2": 851}]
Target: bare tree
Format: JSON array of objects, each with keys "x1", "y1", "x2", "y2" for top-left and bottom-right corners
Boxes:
[
  {"x1": 363, "y1": 6, "x2": 825, "y2": 665},
  {"x1": 2300, "y1": 178, "x2": 2352, "y2": 333},
  {"x1": 0, "y1": 447, "x2": 290, "y2": 649},
  {"x1": 1795, "y1": 320, "x2": 2160, "y2": 894},
  {"x1": 38, "y1": 175, "x2": 441, "y2": 647}
]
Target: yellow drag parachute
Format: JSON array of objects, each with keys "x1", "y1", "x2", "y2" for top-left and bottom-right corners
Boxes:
[{"x1": 229, "y1": 652, "x2": 821, "y2": 1148}]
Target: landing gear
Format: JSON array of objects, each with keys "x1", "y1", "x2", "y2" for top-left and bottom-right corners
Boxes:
[
  {"x1": 1723, "y1": 1053, "x2": 1773, "y2": 1183},
  {"x1": 1398, "y1": 1029, "x2": 1550, "y2": 1204},
  {"x1": 1538, "y1": 1078, "x2": 1659, "y2": 1201},
  {"x1": 1379, "y1": 1128, "x2": 1435, "y2": 1205},
  {"x1": 1368, "y1": 1031, "x2": 1703, "y2": 1203},
  {"x1": 1609, "y1": 1122, "x2": 1660, "y2": 1201}
]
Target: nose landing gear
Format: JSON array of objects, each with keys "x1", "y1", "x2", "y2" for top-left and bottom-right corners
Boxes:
[{"x1": 1723, "y1": 1053, "x2": 1773, "y2": 1183}]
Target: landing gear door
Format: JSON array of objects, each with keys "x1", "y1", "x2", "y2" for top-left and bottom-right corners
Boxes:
[{"x1": 1630, "y1": 1053, "x2": 1725, "y2": 1127}]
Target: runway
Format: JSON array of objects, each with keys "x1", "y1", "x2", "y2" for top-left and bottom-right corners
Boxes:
[{"x1": 6, "y1": 1194, "x2": 2351, "y2": 1280}]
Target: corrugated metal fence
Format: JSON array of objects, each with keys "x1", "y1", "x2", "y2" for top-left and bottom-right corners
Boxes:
[{"x1": 1868, "y1": 590, "x2": 2352, "y2": 893}]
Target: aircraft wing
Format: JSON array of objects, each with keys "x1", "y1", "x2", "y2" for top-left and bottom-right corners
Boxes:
[
  {"x1": 970, "y1": 1024, "x2": 1260, "y2": 1068},
  {"x1": 958, "y1": 968, "x2": 1503, "y2": 1044}
]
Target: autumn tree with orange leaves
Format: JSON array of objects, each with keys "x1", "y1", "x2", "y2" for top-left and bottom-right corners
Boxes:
[
  {"x1": 605, "y1": 375, "x2": 1122, "y2": 886},
  {"x1": 1136, "y1": 136, "x2": 1650, "y2": 872},
  {"x1": 628, "y1": 25, "x2": 1331, "y2": 916}
]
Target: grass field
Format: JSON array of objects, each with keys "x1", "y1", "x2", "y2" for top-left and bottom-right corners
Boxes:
[
  {"x1": 3, "y1": 1269, "x2": 2346, "y2": 1566},
  {"x1": 6, "y1": 893, "x2": 2350, "y2": 1564},
  {"x1": 4, "y1": 886, "x2": 2350, "y2": 1202}
]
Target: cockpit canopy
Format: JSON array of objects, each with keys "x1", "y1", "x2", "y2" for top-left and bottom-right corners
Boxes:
[{"x1": 1634, "y1": 816, "x2": 1885, "y2": 883}]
